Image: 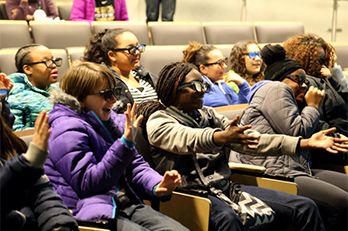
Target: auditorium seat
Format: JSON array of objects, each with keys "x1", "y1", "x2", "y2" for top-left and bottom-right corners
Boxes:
[
  {"x1": 140, "y1": 45, "x2": 186, "y2": 76},
  {"x1": 203, "y1": 22, "x2": 255, "y2": 44},
  {"x1": 56, "y1": 2, "x2": 73, "y2": 21},
  {"x1": 332, "y1": 42, "x2": 348, "y2": 70},
  {"x1": 92, "y1": 21, "x2": 151, "y2": 45},
  {"x1": 66, "y1": 46, "x2": 85, "y2": 66},
  {"x1": 254, "y1": 22, "x2": 304, "y2": 43},
  {"x1": 148, "y1": 22, "x2": 205, "y2": 45},
  {"x1": 30, "y1": 21, "x2": 92, "y2": 49},
  {"x1": 0, "y1": 20, "x2": 31, "y2": 49}
]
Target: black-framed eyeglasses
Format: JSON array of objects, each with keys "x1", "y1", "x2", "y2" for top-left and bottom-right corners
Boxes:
[
  {"x1": 89, "y1": 87, "x2": 121, "y2": 101},
  {"x1": 111, "y1": 44, "x2": 146, "y2": 55},
  {"x1": 0, "y1": 89, "x2": 10, "y2": 97},
  {"x1": 203, "y1": 57, "x2": 228, "y2": 68},
  {"x1": 177, "y1": 80, "x2": 211, "y2": 93},
  {"x1": 285, "y1": 75, "x2": 309, "y2": 86},
  {"x1": 25, "y1": 58, "x2": 63, "y2": 68},
  {"x1": 243, "y1": 52, "x2": 261, "y2": 59}
]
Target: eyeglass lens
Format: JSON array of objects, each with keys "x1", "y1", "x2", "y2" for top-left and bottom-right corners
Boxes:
[
  {"x1": 46, "y1": 58, "x2": 62, "y2": 68},
  {"x1": 102, "y1": 88, "x2": 121, "y2": 101},
  {"x1": 247, "y1": 52, "x2": 261, "y2": 59},
  {"x1": 130, "y1": 45, "x2": 146, "y2": 55}
]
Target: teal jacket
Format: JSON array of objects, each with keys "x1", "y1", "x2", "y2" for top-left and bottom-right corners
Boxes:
[{"x1": 7, "y1": 73, "x2": 58, "y2": 131}]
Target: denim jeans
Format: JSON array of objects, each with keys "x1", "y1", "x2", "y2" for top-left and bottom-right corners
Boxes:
[
  {"x1": 209, "y1": 185, "x2": 325, "y2": 231},
  {"x1": 116, "y1": 204, "x2": 189, "y2": 231}
]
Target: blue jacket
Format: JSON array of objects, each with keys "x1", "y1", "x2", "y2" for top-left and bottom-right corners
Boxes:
[
  {"x1": 44, "y1": 88, "x2": 164, "y2": 220},
  {"x1": 202, "y1": 75, "x2": 249, "y2": 107},
  {"x1": 7, "y1": 73, "x2": 58, "y2": 131}
]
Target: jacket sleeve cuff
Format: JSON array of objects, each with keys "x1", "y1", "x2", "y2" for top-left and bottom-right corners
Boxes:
[
  {"x1": 120, "y1": 135, "x2": 136, "y2": 148},
  {"x1": 22, "y1": 142, "x2": 49, "y2": 169},
  {"x1": 153, "y1": 184, "x2": 172, "y2": 201}
]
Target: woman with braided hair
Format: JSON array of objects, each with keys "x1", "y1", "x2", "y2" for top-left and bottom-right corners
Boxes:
[
  {"x1": 137, "y1": 61, "x2": 348, "y2": 231},
  {"x1": 83, "y1": 28, "x2": 157, "y2": 114},
  {"x1": 7, "y1": 44, "x2": 62, "y2": 131},
  {"x1": 182, "y1": 41, "x2": 250, "y2": 107}
]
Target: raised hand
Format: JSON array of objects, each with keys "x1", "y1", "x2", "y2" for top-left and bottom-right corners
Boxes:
[
  {"x1": 0, "y1": 73, "x2": 14, "y2": 91},
  {"x1": 32, "y1": 110, "x2": 51, "y2": 151},
  {"x1": 306, "y1": 128, "x2": 348, "y2": 153},
  {"x1": 305, "y1": 86, "x2": 325, "y2": 108},
  {"x1": 154, "y1": 170, "x2": 181, "y2": 197},
  {"x1": 223, "y1": 72, "x2": 245, "y2": 85},
  {"x1": 124, "y1": 103, "x2": 143, "y2": 142},
  {"x1": 213, "y1": 115, "x2": 259, "y2": 147}
]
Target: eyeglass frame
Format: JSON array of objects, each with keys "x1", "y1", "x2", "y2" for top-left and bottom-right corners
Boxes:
[
  {"x1": 89, "y1": 87, "x2": 122, "y2": 101},
  {"x1": 25, "y1": 58, "x2": 63, "y2": 68},
  {"x1": 177, "y1": 80, "x2": 211, "y2": 93},
  {"x1": 111, "y1": 44, "x2": 146, "y2": 55},
  {"x1": 203, "y1": 57, "x2": 228, "y2": 68},
  {"x1": 285, "y1": 74, "x2": 309, "y2": 86},
  {"x1": 243, "y1": 52, "x2": 261, "y2": 59}
]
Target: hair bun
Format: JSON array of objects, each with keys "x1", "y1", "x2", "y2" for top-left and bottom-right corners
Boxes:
[{"x1": 261, "y1": 44, "x2": 286, "y2": 66}]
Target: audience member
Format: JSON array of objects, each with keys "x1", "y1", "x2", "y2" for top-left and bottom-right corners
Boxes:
[
  {"x1": 8, "y1": 44, "x2": 61, "y2": 131},
  {"x1": 145, "y1": 0, "x2": 176, "y2": 23},
  {"x1": 182, "y1": 41, "x2": 249, "y2": 107},
  {"x1": 7, "y1": 44, "x2": 61, "y2": 131},
  {"x1": 44, "y1": 61, "x2": 189, "y2": 231},
  {"x1": 6, "y1": 0, "x2": 58, "y2": 20},
  {"x1": 227, "y1": 40, "x2": 265, "y2": 94},
  {"x1": 233, "y1": 44, "x2": 348, "y2": 231},
  {"x1": 70, "y1": 0, "x2": 128, "y2": 23},
  {"x1": 1, "y1": 74, "x2": 78, "y2": 231},
  {"x1": 137, "y1": 61, "x2": 348, "y2": 231},
  {"x1": 83, "y1": 28, "x2": 157, "y2": 113}
]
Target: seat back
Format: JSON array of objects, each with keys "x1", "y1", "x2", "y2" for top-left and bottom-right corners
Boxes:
[
  {"x1": 0, "y1": 49, "x2": 17, "y2": 75},
  {"x1": 56, "y1": 2, "x2": 73, "y2": 20},
  {"x1": 0, "y1": 20, "x2": 31, "y2": 49},
  {"x1": 66, "y1": 46, "x2": 85, "y2": 66},
  {"x1": 92, "y1": 21, "x2": 151, "y2": 45},
  {"x1": 332, "y1": 42, "x2": 348, "y2": 70},
  {"x1": 214, "y1": 104, "x2": 249, "y2": 120},
  {"x1": 140, "y1": 45, "x2": 186, "y2": 76},
  {"x1": 203, "y1": 22, "x2": 255, "y2": 44},
  {"x1": 30, "y1": 21, "x2": 92, "y2": 49},
  {"x1": 148, "y1": 22, "x2": 205, "y2": 45},
  {"x1": 254, "y1": 22, "x2": 304, "y2": 44},
  {"x1": 0, "y1": 1, "x2": 8, "y2": 19}
]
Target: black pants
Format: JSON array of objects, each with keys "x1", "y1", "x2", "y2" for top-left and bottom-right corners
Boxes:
[{"x1": 145, "y1": 0, "x2": 176, "y2": 22}]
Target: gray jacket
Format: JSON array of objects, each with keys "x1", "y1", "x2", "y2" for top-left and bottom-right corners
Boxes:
[{"x1": 235, "y1": 81, "x2": 321, "y2": 177}]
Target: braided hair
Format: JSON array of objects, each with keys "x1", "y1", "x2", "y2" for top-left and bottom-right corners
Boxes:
[
  {"x1": 137, "y1": 62, "x2": 197, "y2": 128},
  {"x1": 83, "y1": 28, "x2": 133, "y2": 66},
  {"x1": 229, "y1": 40, "x2": 265, "y2": 86},
  {"x1": 15, "y1": 44, "x2": 42, "y2": 73}
]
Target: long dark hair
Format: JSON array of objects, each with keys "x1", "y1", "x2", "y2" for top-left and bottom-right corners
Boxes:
[{"x1": 0, "y1": 115, "x2": 27, "y2": 160}]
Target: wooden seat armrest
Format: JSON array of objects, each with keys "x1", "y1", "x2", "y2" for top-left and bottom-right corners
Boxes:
[{"x1": 229, "y1": 162, "x2": 266, "y2": 174}]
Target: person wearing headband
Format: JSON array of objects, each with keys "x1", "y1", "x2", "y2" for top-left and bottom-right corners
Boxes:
[
  {"x1": 7, "y1": 44, "x2": 62, "y2": 131},
  {"x1": 233, "y1": 43, "x2": 348, "y2": 231}
]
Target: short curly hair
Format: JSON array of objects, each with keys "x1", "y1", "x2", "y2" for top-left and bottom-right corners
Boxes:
[
  {"x1": 283, "y1": 34, "x2": 336, "y2": 78},
  {"x1": 229, "y1": 40, "x2": 265, "y2": 86}
]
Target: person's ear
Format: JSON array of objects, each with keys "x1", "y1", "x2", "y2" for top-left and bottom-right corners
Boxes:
[
  {"x1": 23, "y1": 65, "x2": 32, "y2": 75},
  {"x1": 108, "y1": 50, "x2": 117, "y2": 62},
  {"x1": 199, "y1": 64, "x2": 208, "y2": 75}
]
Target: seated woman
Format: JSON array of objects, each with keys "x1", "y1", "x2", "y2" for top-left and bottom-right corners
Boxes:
[
  {"x1": 44, "y1": 61, "x2": 188, "y2": 231},
  {"x1": 0, "y1": 75, "x2": 78, "y2": 231},
  {"x1": 234, "y1": 44, "x2": 348, "y2": 231},
  {"x1": 6, "y1": 0, "x2": 58, "y2": 20},
  {"x1": 138, "y1": 61, "x2": 348, "y2": 231},
  {"x1": 226, "y1": 40, "x2": 265, "y2": 94},
  {"x1": 182, "y1": 41, "x2": 249, "y2": 107},
  {"x1": 7, "y1": 44, "x2": 62, "y2": 131},
  {"x1": 70, "y1": 0, "x2": 128, "y2": 23},
  {"x1": 83, "y1": 28, "x2": 157, "y2": 113}
]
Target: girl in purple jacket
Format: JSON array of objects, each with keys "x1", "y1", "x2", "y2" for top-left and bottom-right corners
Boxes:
[{"x1": 44, "y1": 61, "x2": 188, "y2": 231}]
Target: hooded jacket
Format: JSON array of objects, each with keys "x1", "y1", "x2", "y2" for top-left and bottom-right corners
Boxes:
[
  {"x1": 235, "y1": 81, "x2": 321, "y2": 177},
  {"x1": 7, "y1": 73, "x2": 58, "y2": 131},
  {"x1": 44, "y1": 88, "x2": 163, "y2": 220}
]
